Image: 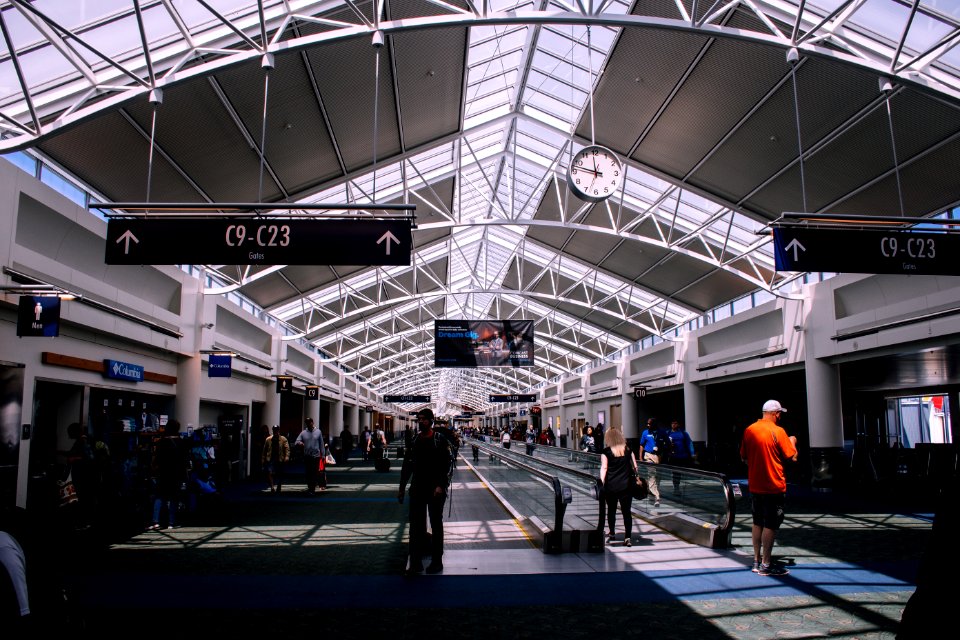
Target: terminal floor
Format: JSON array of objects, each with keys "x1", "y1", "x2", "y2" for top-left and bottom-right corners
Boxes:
[{"x1": 54, "y1": 455, "x2": 934, "y2": 639}]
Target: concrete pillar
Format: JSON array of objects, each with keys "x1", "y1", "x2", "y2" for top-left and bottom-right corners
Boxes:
[
  {"x1": 805, "y1": 355, "x2": 843, "y2": 449},
  {"x1": 683, "y1": 380, "x2": 707, "y2": 443},
  {"x1": 308, "y1": 396, "x2": 321, "y2": 433},
  {"x1": 177, "y1": 270, "x2": 203, "y2": 430},
  {"x1": 621, "y1": 369, "x2": 637, "y2": 440},
  {"x1": 349, "y1": 403, "x2": 360, "y2": 435},
  {"x1": 559, "y1": 403, "x2": 568, "y2": 448},
  {"x1": 176, "y1": 355, "x2": 201, "y2": 430},
  {"x1": 331, "y1": 398, "x2": 344, "y2": 435},
  {"x1": 360, "y1": 407, "x2": 370, "y2": 431},
  {"x1": 264, "y1": 382, "x2": 281, "y2": 428},
  {"x1": 805, "y1": 353, "x2": 844, "y2": 490}
]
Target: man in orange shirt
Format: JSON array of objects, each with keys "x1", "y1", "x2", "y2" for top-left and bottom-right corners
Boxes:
[{"x1": 740, "y1": 400, "x2": 798, "y2": 577}]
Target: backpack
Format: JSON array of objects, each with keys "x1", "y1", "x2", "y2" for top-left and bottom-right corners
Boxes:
[{"x1": 655, "y1": 429, "x2": 673, "y2": 461}]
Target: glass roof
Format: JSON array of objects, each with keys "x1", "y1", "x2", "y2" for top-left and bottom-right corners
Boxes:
[{"x1": 5, "y1": 0, "x2": 960, "y2": 411}]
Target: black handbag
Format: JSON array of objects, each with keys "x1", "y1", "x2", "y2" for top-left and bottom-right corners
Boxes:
[{"x1": 631, "y1": 475, "x2": 648, "y2": 500}]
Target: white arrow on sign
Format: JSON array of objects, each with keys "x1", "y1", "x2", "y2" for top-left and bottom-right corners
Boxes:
[
  {"x1": 377, "y1": 230, "x2": 399, "y2": 255},
  {"x1": 116, "y1": 229, "x2": 140, "y2": 254},
  {"x1": 785, "y1": 238, "x2": 806, "y2": 261}
]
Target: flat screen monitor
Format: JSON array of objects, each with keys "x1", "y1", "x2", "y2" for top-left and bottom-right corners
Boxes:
[{"x1": 434, "y1": 320, "x2": 534, "y2": 368}]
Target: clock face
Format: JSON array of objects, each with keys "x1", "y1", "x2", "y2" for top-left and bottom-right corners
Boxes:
[{"x1": 566, "y1": 145, "x2": 622, "y2": 202}]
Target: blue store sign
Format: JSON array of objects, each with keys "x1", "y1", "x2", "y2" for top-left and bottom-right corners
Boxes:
[
  {"x1": 103, "y1": 359, "x2": 144, "y2": 382},
  {"x1": 208, "y1": 354, "x2": 232, "y2": 378}
]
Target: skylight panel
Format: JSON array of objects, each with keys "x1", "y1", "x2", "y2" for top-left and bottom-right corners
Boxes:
[
  {"x1": 839, "y1": 0, "x2": 912, "y2": 46},
  {"x1": 489, "y1": 0, "x2": 537, "y2": 12},
  {"x1": 464, "y1": 90, "x2": 511, "y2": 120},
  {"x1": 169, "y1": 0, "x2": 255, "y2": 31},
  {"x1": 467, "y1": 46, "x2": 524, "y2": 81},
  {"x1": 30, "y1": 0, "x2": 133, "y2": 27},
  {"x1": 72, "y1": 13, "x2": 148, "y2": 67},
  {"x1": 901, "y1": 9, "x2": 956, "y2": 55},
  {"x1": 526, "y1": 68, "x2": 589, "y2": 102}
]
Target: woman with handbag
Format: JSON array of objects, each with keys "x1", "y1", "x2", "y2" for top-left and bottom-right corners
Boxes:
[{"x1": 599, "y1": 427, "x2": 639, "y2": 547}]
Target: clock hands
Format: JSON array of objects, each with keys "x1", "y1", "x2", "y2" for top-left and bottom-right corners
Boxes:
[{"x1": 567, "y1": 145, "x2": 620, "y2": 202}]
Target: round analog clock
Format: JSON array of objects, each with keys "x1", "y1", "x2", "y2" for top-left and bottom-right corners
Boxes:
[{"x1": 566, "y1": 145, "x2": 622, "y2": 202}]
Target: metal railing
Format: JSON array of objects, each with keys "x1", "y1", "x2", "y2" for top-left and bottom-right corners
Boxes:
[
  {"x1": 468, "y1": 438, "x2": 604, "y2": 553},
  {"x1": 477, "y1": 438, "x2": 737, "y2": 548}
]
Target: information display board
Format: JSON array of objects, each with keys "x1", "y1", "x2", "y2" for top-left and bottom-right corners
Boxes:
[
  {"x1": 773, "y1": 227, "x2": 959, "y2": 275},
  {"x1": 434, "y1": 320, "x2": 534, "y2": 368},
  {"x1": 106, "y1": 218, "x2": 412, "y2": 266}
]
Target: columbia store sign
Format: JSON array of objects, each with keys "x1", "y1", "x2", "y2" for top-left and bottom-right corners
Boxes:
[{"x1": 103, "y1": 359, "x2": 145, "y2": 382}]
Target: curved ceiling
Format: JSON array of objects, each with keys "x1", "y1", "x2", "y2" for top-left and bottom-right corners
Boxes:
[{"x1": 4, "y1": 0, "x2": 960, "y2": 415}]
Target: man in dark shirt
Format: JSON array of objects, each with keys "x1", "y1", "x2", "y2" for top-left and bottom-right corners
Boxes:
[{"x1": 398, "y1": 408, "x2": 453, "y2": 576}]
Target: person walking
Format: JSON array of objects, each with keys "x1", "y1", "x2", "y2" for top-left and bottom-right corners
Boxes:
[
  {"x1": 371, "y1": 424, "x2": 387, "y2": 461},
  {"x1": 295, "y1": 417, "x2": 326, "y2": 494},
  {"x1": 362, "y1": 427, "x2": 372, "y2": 461},
  {"x1": 740, "y1": 400, "x2": 798, "y2": 577},
  {"x1": 261, "y1": 425, "x2": 290, "y2": 493},
  {"x1": 148, "y1": 418, "x2": 187, "y2": 530},
  {"x1": 500, "y1": 429, "x2": 511, "y2": 449},
  {"x1": 579, "y1": 426, "x2": 596, "y2": 453},
  {"x1": 65, "y1": 422, "x2": 96, "y2": 529},
  {"x1": 667, "y1": 420, "x2": 696, "y2": 492},
  {"x1": 339, "y1": 427, "x2": 354, "y2": 464},
  {"x1": 599, "y1": 427, "x2": 639, "y2": 546},
  {"x1": 638, "y1": 419, "x2": 662, "y2": 507},
  {"x1": 524, "y1": 425, "x2": 537, "y2": 455},
  {"x1": 398, "y1": 408, "x2": 454, "y2": 576}
]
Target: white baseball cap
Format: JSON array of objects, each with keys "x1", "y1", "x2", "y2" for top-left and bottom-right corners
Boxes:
[{"x1": 762, "y1": 399, "x2": 787, "y2": 413}]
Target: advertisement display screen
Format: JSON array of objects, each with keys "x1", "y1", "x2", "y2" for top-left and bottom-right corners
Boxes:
[{"x1": 434, "y1": 320, "x2": 534, "y2": 368}]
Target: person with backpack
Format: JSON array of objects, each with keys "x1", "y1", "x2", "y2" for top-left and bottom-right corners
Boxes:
[
  {"x1": 668, "y1": 420, "x2": 696, "y2": 492},
  {"x1": 638, "y1": 418, "x2": 663, "y2": 507},
  {"x1": 398, "y1": 408, "x2": 454, "y2": 576}
]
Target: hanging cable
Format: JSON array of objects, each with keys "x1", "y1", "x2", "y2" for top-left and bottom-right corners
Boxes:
[
  {"x1": 587, "y1": 24, "x2": 595, "y2": 146},
  {"x1": 787, "y1": 48, "x2": 807, "y2": 213},
  {"x1": 373, "y1": 31, "x2": 384, "y2": 203},
  {"x1": 145, "y1": 90, "x2": 162, "y2": 203},
  {"x1": 258, "y1": 54, "x2": 275, "y2": 206},
  {"x1": 881, "y1": 78, "x2": 906, "y2": 217}
]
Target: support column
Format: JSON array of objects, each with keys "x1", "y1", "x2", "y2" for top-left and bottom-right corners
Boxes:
[
  {"x1": 264, "y1": 383, "x2": 281, "y2": 428},
  {"x1": 349, "y1": 403, "x2": 360, "y2": 435},
  {"x1": 176, "y1": 355, "x2": 201, "y2": 430},
  {"x1": 805, "y1": 353, "x2": 844, "y2": 490},
  {"x1": 620, "y1": 389, "x2": 640, "y2": 440},
  {"x1": 177, "y1": 270, "x2": 203, "y2": 431},
  {"x1": 683, "y1": 380, "x2": 707, "y2": 443},
  {"x1": 360, "y1": 407, "x2": 370, "y2": 431},
  {"x1": 559, "y1": 403, "x2": 568, "y2": 449},
  {"x1": 331, "y1": 398, "x2": 344, "y2": 435},
  {"x1": 308, "y1": 397, "x2": 321, "y2": 435}
]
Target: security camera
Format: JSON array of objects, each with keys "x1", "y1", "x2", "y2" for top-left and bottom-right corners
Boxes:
[
  {"x1": 786, "y1": 48, "x2": 799, "y2": 65},
  {"x1": 372, "y1": 31, "x2": 384, "y2": 48}
]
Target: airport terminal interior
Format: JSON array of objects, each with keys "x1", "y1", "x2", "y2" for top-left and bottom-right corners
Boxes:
[{"x1": 1, "y1": 1, "x2": 959, "y2": 637}]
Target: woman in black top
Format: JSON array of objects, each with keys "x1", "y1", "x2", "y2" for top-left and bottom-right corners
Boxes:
[{"x1": 599, "y1": 427, "x2": 638, "y2": 546}]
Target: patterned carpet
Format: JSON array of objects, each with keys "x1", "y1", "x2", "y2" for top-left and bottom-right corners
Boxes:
[{"x1": 12, "y1": 456, "x2": 939, "y2": 638}]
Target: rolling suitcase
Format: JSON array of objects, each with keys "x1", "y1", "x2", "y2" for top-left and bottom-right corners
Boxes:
[{"x1": 375, "y1": 457, "x2": 391, "y2": 472}]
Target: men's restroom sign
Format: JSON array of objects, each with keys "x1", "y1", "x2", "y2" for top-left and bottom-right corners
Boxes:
[{"x1": 17, "y1": 296, "x2": 61, "y2": 337}]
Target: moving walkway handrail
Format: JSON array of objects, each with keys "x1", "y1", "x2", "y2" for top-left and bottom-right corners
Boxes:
[
  {"x1": 473, "y1": 438, "x2": 604, "y2": 527},
  {"x1": 470, "y1": 439, "x2": 568, "y2": 536},
  {"x1": 477, "y1": 438, "x2": 737, "y2": 547}
]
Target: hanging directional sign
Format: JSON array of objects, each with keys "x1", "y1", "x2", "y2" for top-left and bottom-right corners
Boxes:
[
  {"x1": 384, "y1": 395, "x2": 431, "y2": 403},
  {"x1": 773, "y1": 227, "x2": 958, "y2": 275},
  {"x1": 105, "y1": 218, "x2": 412, "y2": 266},
  {"x1": 489, "y1": 394, "x2": 538, "y2": 403}
]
